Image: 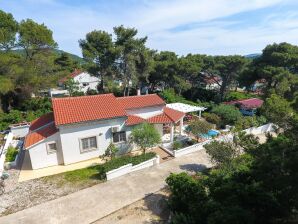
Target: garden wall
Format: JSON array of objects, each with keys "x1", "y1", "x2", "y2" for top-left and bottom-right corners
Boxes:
[
  {"x1": 243, "y1": 123, "x2": 275, "y2": 135},
  {"x1": 106, "y1": 155, "x2": 160, "y2": 181}
]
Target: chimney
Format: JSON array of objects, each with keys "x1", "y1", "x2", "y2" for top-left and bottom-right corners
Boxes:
[{"x1": 137, "y1": 88, "x2": 141, "y2": 96}]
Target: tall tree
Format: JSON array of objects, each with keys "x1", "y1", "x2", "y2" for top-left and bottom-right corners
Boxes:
[
  {"x1": 114, "y1": 25, "x2": 147, "y2": 96},
  {"x1": 0, "y1": 10, "x2": 18, "y2": 51},
  {"x1": 18, "y1": 19, "x2": 57, "y2": 60},
  {"x1": 240, "y1": 43, "x2": 298, "y2": 99},
  {"x1": 79, "y1": 30, "x2": 116, "y2": 93},
  {"x1": 212, "y1": 55, "x2": 248, "y2": 101}
]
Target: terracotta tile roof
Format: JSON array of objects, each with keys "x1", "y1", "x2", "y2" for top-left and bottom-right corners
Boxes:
[
  {"x1": 59, "y1": 69, "x2": 82, "y2": 83},
  {"x1": 225, "y1": 98, "x2": 264, "y2": 109},
  {"x1": 125, "y1": 115, "x2": 145, "y2": 126},
  {"x1": 147, "y1": 108, "x2": 185, "y2": 124},
  {"x1": 164, "y1": 107, "x2": 185, "y2": 123},
  {"x1": 52, "y1": 94, "x2": 127, "y2": 126},
  {"x1": 29, "y1": 112, "x2": 54, "y2": 131},
  {"x1": 147, "y1": 113, "x2": 173, "y2": 124},
  {"x1": 24, "y1": 123, "x2": 58, "y2": 149},
  {"x1": 116, "y1": 94, "x2": 165, "y2": 110}
]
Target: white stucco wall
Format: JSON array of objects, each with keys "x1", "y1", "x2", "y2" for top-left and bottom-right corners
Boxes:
[
  {"x1": 28, "y1": 132, "x2": 63, "y2": 169},
  {"x1": 126, "y1": 105, "x2": 164, "y2": 119},
  {"x1": 10, "y1": 125, "x2": 30, "y2": 138},
  {"x1": 153, "y1": 124, "x2": 163, "y2": 137},
  {"x1": 59, "y1": 117, "x2": 128, "y2": 165},
  {"x1": 73, "y1": 72, "x2": 100, "y2": 93}
]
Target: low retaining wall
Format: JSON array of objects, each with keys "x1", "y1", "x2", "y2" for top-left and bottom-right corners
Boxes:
[
  {"x1": 106, "y1": 155, "x2": 160, "y2": 181},
  {"x1": 173, "y1": 140, "x2": 211, "y2": 158},
  {"x1": 243, "y1": 123, "x2": 275, "y2": 135}
]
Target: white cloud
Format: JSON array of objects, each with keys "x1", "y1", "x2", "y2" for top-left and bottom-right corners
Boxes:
[{"x1": 1, "y1": 0, "x2": 298, "y2": 56}]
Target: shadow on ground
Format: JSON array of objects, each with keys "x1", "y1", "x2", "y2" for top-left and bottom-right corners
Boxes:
[
  {"x1": 179, "y1": 163, "x2": 207, "y2": 172},
  {"x1": 142, "y1": 189, "x2": 170, "y2": 224}
]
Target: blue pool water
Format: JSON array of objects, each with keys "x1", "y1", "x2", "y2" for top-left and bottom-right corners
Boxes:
[{"x1": 200, "y1": 129, "x2": 220, "y2": 139}]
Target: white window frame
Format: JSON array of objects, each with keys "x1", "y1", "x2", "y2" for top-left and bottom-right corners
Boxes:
[
  {"x1": 112, "y1": 131, "x2": 126, "y2": 144},
  {"x1": 47, "y1": 142, "x2": 57, "y2": 154},
  {"x1": 79, "y1": 136, "x2": 98, "y2": 153}
]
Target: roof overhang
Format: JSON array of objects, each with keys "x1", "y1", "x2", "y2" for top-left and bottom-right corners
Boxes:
[{"x1": 166, "y1": 103, "x2": 207, "y2": 113}]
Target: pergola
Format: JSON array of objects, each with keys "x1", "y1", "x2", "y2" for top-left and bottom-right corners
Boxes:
[{"x1": 166, "y1": 103, "x2": 207, "y2": 118}]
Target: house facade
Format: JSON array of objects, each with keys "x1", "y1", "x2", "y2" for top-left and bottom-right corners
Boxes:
[
  {"x1": 50, "y1": 70, "x2": 100, "y2": 97},
  {"x1": 24, "y1": 94, "x2": 184, "y2": 169}
]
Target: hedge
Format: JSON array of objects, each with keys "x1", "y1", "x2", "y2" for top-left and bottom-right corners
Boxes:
[{"x1": 5, "y1": 146, "x2": 18, "y2": 162}]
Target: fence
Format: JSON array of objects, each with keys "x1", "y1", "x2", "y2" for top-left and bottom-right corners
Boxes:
[{"x1": 106, "y1": 155, "x2": 160, "y2": 180}]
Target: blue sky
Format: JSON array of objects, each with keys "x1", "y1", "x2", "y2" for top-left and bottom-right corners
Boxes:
[{"x1": 1, "y1": 0, "x2": 298, "y2": 56}]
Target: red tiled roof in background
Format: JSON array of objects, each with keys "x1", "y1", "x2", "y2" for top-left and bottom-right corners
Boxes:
[
  {"x1": 52, "y1": 94, "x2": 127, "y2": 126},
  {"x1": 24, "y1": 123, "x2": 58, "y2": 149},
  {"x1": 59, "y1": 69, "x2": 82, "y2": 83},
  {"x1": 125, "y1": 115, "x2": 145, "y2": 126},
  {"x1": 225, "y1": 98, "x2": 264, "y2": 109},
  {"x1": 116, "y1": 94, "x2": 165, "y2": 110},
  {"x1": 29, "y1": 112, "x2": 54, "y2": 131}
]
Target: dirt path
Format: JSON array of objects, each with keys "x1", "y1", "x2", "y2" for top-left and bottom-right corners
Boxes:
[{"x1": 93, "y1": 189, "x2": 170, "y2": 224}]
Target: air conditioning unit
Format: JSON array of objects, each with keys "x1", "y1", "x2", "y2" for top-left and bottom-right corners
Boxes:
[{"x1": 111, "y1": 126, "x2": 120, "y2": 133}]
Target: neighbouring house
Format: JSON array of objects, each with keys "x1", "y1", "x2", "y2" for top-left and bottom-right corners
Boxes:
[
  {"x1": 49, "y1": 69, "x2": 100, "y2": 97},
  {"x1": 224, "y1": 98, "x2": 264, "y2": 116},
  {"x1": 249, "y1": 79, "x2": 266, "y2": 93},
  {"x1": 23, "y1": 94, "x2": 185, "y2": 169},
  {"x1": 199, "y1": 72, "x2": 222, "y2": 90}
]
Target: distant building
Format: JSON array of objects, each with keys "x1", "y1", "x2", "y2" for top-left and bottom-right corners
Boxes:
[
  {"x1": 57, "y1": 69, "x2": 100, "y2": 94},
  {"x1": 199, "y1": 72, "x2": 222, "y2": 90},
  {"x1": 224, "y1": 98, "x2": 264, "y2": 116}
]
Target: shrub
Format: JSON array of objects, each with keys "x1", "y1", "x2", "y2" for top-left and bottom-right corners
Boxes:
[
  {"x1": 173, "y1": 141, "x2": 183, "y2": 150},
  {"x1": 211, "y1": 104, "x2": 242, "y2": 126},
  {"x1": 5, "y1": 146, "x2": 18, "y2": 162},
  {"x1": 203, "y1": 113, "x2": 221, "y2": 126},
  {"x1": 224, "y1": 91, "x2": 257, "y2": 101}
]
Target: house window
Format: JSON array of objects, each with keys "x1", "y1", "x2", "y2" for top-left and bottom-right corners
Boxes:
[
  {"x1": 112, "y1": 131, "x2": 126, "y2": 143},
  {"x1": 47, "y1": 142, "x2": 57, "y2": 154},
  {"x1": 80, "y1": 136, "x2": 97, "y2": 152},
  {"x1": 82, "y1": 83, "x2": 89, "y2": 87}
]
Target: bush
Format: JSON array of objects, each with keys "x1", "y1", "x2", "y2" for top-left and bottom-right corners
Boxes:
[
  {"x1": 5, "y1": 146, "x2": 18, "y2": 162},
  {"x1": 173, "y1": 141, "x2": 183, "y2": 150},
  {"x1": 211, "y1": 104, "x2": 242, "y2": 126},
  {"x1": 203, "y1": 113, "x2": 221, "y2": 126}
]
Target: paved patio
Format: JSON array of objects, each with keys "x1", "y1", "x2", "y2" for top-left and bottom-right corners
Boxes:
[
  {"x1": 0, "y1": 149, "x2": 212, "y2": 224},
  {"x1": 18, "y1": 151, "x2": 106, "y2": 182}
]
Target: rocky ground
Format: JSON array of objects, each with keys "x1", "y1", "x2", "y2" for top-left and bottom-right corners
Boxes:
[{"x1": 0, "y1": 167, "x2": 100, "y2": 216}]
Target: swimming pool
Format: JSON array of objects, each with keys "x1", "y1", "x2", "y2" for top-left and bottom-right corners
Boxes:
[{"x1": 200, "y1": 129, "x2": 220, "y2": 139}]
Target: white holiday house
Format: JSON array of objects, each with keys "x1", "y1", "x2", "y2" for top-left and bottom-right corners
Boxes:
[{"x1": 24, "y1": 94, "x2": 185, "y2": 169}]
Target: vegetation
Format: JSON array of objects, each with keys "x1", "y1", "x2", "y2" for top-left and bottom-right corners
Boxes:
[
  {"x1": 203, "y1": 112, "x2": 221, "y2": 127},
  {"x1": 5, "y1": 146, "x2": 18, "y2": 162},
  {"x1": 211, "y1": 104, "x2": 242, "y2": 126},
  {"x1": 188, "y1": 120, "x2": 212, "y2": 141},
  {"x1": 173, "y1": 139, "x2": 196, "y2": 150},
  {"x1": 130, "y1": 123, "x2": 161, "y2": 154},
  {"x1": 104, "y1": 143, "x2": 119, "y2": 160}
]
